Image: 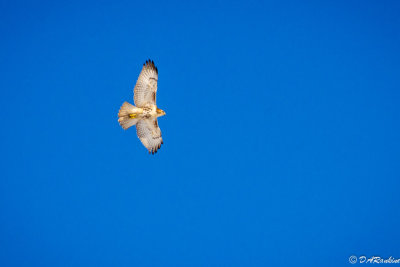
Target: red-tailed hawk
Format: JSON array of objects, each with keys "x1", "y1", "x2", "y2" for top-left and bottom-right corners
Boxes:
[{"x1": 118, "y1": 60, "x2": 166, "y2": 154}]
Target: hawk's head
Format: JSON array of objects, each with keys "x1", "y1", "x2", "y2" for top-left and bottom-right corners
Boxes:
[{"x1": 156, "y1": 108, "x2": 166, "y2": 117}]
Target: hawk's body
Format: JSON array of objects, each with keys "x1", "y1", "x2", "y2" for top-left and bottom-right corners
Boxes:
[{"x1": 118, "y1": 60, "x2": 165, "y2": 154}]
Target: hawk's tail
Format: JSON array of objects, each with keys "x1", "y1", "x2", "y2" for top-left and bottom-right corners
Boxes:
[{"x1": 118, "y1": 102, "x2": 139, "y2": 130}]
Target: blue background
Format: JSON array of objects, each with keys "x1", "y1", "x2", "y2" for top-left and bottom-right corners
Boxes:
[{"x1": 1, "y1": 0, "x2": 399, "y2": 266}]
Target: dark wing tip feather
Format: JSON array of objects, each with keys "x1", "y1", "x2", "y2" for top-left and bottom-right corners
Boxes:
[
  {"x1": 148, "y1": 143, "x2": 162, "y2": 155},
  {"x1": 143, "y1": 59, "x2": 158, "y2": 74}
]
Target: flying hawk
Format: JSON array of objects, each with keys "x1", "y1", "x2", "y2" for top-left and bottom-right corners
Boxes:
[{"x1": 118, "y1": 60, "x2": 166, "y2": 154}]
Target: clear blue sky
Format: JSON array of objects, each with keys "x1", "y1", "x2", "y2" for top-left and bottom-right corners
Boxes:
[{"x1": 1, "y1": 0, "x2": 399, "y2": 266}]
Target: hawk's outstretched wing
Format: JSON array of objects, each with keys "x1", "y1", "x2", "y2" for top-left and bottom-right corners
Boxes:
[
  {"x1": 136, "y1": 118, "x2": 163, "y2": 154},
  {"x1": 133, "y1": 60, "x2": 158, "y2": 107}
]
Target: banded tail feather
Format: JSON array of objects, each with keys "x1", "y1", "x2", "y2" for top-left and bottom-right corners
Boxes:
[{"x1": 118, "y1": 102, "x2": 139, "y2": 130}]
